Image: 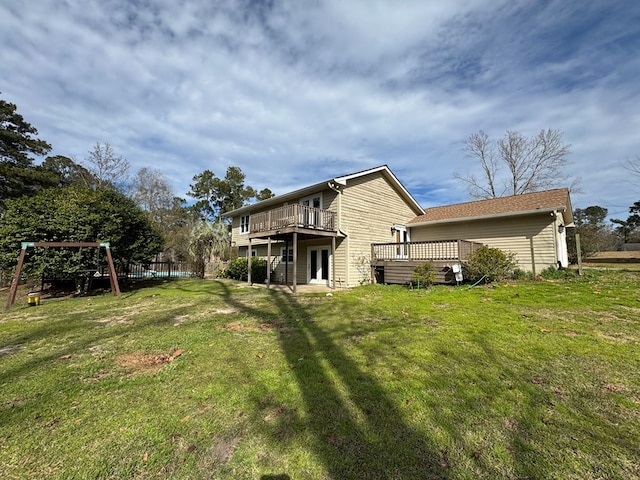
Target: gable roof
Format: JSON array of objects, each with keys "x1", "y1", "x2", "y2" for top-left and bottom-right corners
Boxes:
[
  {"x1": 408, "y1": 188, "x2": 573, "y2": 227},
  {"x1": 223, "y1": 165, "x2": 424, "y2": 217}
]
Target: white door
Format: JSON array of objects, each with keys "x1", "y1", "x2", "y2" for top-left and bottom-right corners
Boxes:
[
  {"x1": 394, "y1": 225, "x2": 409, "y2": 258},
  {"x1": 300, "y1": 194, "x2": 322, "y2": 227},
  {"x1": 308, "y1": 247, "x2": 330, "y2": 285}
]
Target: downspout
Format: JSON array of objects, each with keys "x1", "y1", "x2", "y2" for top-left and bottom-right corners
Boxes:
[
  {"x1": 552, "y1": 210, "x2": 559, "y2": 268},
  {"x1": 327, "y1": 181, "x2": 347, "y2": 236}
]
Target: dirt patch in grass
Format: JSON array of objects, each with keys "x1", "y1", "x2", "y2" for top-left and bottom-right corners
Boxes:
[
  {"x1": 220, "y1": 321, "x2": 278, "y2": 333},
  {"x1": 116, "y1": 349, "x2": 183, "y2": 375},
  {"x1": 597, "y1": 332, "x2": 638, "y2": 344},
  {"x1": 0, "y1": 344, "x2": 25, "y2": 356}
]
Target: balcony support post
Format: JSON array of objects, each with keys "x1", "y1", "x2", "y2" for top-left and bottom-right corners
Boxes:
[
  {"x1": 248, "y1": 237, "x2": 252, "y2": 285},
  {"x1": 331, "y1": 235, "x2": 336, "y2": 289},
  {"x1": 293, "y1": 232, "x2": 298, "y2": 293},
  {"x1": 266, "y1": 237, "x2": 271, "y2": 289}
]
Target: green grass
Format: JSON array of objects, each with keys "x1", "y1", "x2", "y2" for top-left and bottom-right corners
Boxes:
[{"x1": 1, "y1": 272, "x2": 639, "y2": 479}]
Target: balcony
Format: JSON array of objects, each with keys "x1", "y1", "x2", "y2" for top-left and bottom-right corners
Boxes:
[{"x1": 249, "y1": 204, "x2": 337, "y2": 238}]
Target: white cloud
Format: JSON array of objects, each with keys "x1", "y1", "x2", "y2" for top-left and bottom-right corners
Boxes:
[{"x1": 1, "y1": 0, "x2": 639, "y2": 216}]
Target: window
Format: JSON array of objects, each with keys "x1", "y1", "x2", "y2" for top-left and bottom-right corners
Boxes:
[
  {"x1": 281, "y1": 247, "x2": 294, "y2": 262},
  {"x1": 240, "y1": 215, "x2": 250, "y2": 234},
  {"x1": 246, "y1": 248, "x2": 257, "y2": 257}
]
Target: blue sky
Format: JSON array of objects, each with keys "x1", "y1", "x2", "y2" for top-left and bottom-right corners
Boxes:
[{"x1": 1, "y1": 0, "x2": 639, "y2": 218}]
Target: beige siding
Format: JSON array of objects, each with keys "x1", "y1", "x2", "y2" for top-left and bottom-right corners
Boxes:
[
  {"x1": 240, "y1": 237, "x2": 343, "y2": 286},
  {"x1": 230, "y1": 172, "x2": 420, "y2": 287},
  {"x1": 230, "y1": 187, "x2": 344, "y2": 285},
  {"x1": 340, "y1": 172, "x2": 421, "y2": 286},
  {"x1": 231, "y1": 188, "x2": 338, "y2": 248},
  {"x1": 409, "y1": 214, "x2": 559, "y2": 272}
]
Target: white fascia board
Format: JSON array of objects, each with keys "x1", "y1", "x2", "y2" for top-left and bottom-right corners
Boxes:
[
  {"x1": 222, "y1": 181, "x2": 328, "y2": 217},
  {"x1": 335, "y1": 165, "x2": 424, "y2": 214},
  {"x1": 224, "y1": 165, "x2": 424, "y2": 217},
  {"x1": 407, "y1": 206, "x2": 567, "y2": 228}
]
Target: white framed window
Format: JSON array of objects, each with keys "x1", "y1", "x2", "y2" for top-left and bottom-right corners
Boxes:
[
  {"x1": 281, "y1": 247, "x2": 294, "y2": 262},
  {"x1": 300, "y1": 193, "x2": 322, "y2": 209},
  {"x1": 240, "y1": 215, "x2": 250, "y2": 234}
]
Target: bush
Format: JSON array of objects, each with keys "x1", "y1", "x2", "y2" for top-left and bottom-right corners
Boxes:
[
  {"x1": 465, "y1": 246, "x2": 517, "y2": 283},
  {"x1": 412, "y1": 262, "x2": 436, "y2": 287},
  {"x1": 539, "y1": 265, "x2": 578, "y2": 280},
  {"x1": 222, "y1": 257, "x2": 268, "y2": 283},
  {"x1": 511, "y1": 268, "x2": 533, "y2": 281}
]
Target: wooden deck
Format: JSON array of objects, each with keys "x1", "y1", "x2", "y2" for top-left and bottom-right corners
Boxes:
[
  {"x1": 371, "y1": 239, "x2": 484, "y2": 284},
  {"x1": 249, "y1": 204, "x2": 336, "y2": 239}
]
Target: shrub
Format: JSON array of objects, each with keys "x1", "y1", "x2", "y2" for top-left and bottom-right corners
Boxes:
[
  {"x1": 465, "y1": 246, "x2": 517, "y2": 283},
  {"x1": 539, "y1": 265, "x2": 578, "y2": 280},
  {"x1": 412, "y1": 262, "x2": 436, "y2": 287},
  {"x1": 222, "y1": 257, "x2": 268, "y2": 283},
  {"x1": 511, "y1": 268, "x2": 532, "y2": 281}
]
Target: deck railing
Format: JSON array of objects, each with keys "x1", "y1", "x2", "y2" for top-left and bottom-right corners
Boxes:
[
  {"x1": 250, "y1": 204, "x2": 336, "y2": 234},
  {"x1": 371, "y1": 239, "x2": 484, "y2": 261}
]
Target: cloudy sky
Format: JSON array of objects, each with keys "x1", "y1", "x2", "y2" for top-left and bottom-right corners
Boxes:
[{"x1": 1, "y1": 0, "x2": 639, "y2": 217}]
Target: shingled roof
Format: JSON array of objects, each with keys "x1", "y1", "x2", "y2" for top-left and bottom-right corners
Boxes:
[{"x1": 409, "y1": 188, "x2": 573, "y2": 225}]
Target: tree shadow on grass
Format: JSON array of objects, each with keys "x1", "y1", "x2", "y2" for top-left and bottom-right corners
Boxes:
[
  {"x1": 0, "y1": 298, "x2": 197, "y2": 431},
  {"x1": 215, "y1": 281, "x2": 447, "y2": 479}
]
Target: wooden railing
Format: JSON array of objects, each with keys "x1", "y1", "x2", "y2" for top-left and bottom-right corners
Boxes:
[
  {"x1": 371, "y1": 240, "x2": 484, "y2": 261},
  {"x1": 250, "y1": 204, "x2": 336, "y2": 234}
]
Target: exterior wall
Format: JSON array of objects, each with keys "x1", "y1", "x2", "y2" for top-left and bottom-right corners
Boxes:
[
  {"x1": 231, "y1": 188, "x2": 341, "y2": 286},
  {"x1": 340, "y1": 172, "x2": 421, "y2": 286},
  {"x1": 231, "y1": 187, "x2": 338, "y2": 249},
  {"x1": 231, "y1": 171, "x2": 420, "y2": 286},
  {"x1": 238, "y1": 237, "x2": 343, "y2": 286},
  {"x1": 408, "y1": 214, "x2": 559, "y2": 273}
]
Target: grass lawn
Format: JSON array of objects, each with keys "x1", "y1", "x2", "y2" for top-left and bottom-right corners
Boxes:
[{"x1": 1, "y1": 271, "x2": 639, "y2": 479}]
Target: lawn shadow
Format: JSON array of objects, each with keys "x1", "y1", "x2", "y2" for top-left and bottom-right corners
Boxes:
[
  {"x1": 0, "y1": 294, "x2": 197, "y2": 430},
  {"x1": 215, "y1": 281, "x2": 447, "y2": 479}
]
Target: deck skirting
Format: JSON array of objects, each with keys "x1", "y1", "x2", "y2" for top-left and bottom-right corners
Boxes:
[{"x1": 371, "y1": 260, "x2": 459, "y2": 284}]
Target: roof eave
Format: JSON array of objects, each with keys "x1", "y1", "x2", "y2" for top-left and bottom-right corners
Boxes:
[
  {"x1": 222, "y1": 180, "x2": 329, "y2": 217},
  {"x1": 408, "y1": 206, "x2": 568, "y2": 227},
  {"x1": 224, "y1": 164, "x2": 424, "y2": 217}
]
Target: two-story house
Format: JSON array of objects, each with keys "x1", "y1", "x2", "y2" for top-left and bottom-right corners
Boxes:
[{"x1": 223, "y1": 165, "x2": 424, "y2": 290}]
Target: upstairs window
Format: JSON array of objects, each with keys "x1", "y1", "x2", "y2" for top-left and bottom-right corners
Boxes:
[{"x1": 240, "y1": 215, "x2": 250, "y2": 234}]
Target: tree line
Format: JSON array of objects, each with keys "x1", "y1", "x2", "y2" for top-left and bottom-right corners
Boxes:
[
  {"x1": 569, "y1": 204, "x2": 640, "y2": 262},
  {"x1": 3, "y1": 93, "x2": 638, "y2": 282},
  {"x1": 0, "y1": 95, "x2": 273, "y2": 283}
]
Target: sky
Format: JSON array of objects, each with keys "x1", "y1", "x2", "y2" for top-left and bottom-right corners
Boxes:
[{"x1": 1, "y1": 0, "x2": 639, "y2": 219}]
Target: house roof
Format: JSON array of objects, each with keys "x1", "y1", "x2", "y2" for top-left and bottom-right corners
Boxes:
[
  {"x1": 408, "y1": 188, "x2": 574, "y2": 227},
  {"x1": 223, "y1": 165, "x2": 424, "y2": 217}
]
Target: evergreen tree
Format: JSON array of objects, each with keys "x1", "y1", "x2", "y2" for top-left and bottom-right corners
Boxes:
[{"x1": 0, "y1": 97, "x2": 55, "y2": 204}]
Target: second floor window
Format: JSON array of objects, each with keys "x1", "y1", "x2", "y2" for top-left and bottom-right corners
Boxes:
[{"x1": 240, "y1": 215, "x2": 250, "y2": 234}]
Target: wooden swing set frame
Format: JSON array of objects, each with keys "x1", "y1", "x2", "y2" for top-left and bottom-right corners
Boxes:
[{"x1": 5, "y1": 242, "x2": 122, "y2": 311}]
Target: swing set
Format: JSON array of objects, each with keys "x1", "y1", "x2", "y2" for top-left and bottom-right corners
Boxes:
[{"x1": 5, "y1": 242, "x2": 122, "y2": 311}]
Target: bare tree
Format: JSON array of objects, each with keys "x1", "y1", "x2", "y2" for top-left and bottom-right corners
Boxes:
[
  {"x1": 130, "y1": 167, "x2": 195, "y2": 261},
  {"x1": 84, "y1": 142, "x2": 130, "y2": 190},
  {"x1": 455, "y1": 129, "x2": 573, "y2": 198},
  {"x1": 131, "y1": 167, "x2": 174, "y2": 221},
  {"x1": 621, "y1": 155, "x2": 640, "y2": 189}
]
